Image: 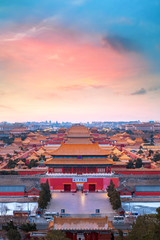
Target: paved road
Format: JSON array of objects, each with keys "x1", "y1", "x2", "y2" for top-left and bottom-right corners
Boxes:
[{"x1": 46, "y1": 192, "x2": 116, "y2": 220}]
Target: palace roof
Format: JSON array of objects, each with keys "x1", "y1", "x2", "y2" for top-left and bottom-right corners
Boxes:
[
  {"x1": 17, "y1": 160, "x2": 25, "y2": 165},
  {"x1": 112, "y1": 148, "x2": 121, "y2": 156},
  {"x1": 26, "y1": 154, "x2": 39, "y2": 161},
  {"x1": 14, "y1": 138, "x2": 22, "y2": 143},
  {"x1": 119, "y1": 153, "x2": 131, "y2": 161},
  {"x1": 46, "y1": 157, "x2": 113, "y2": 165},
  {"x1": 112, "y1": 161, "x2": 127, "y2": 166},
  {"x1": 49, "y1": 216, "x2": 112, "y2": 231},
  {"x1": 10, "y1": 127, "x2": 29, "y2": 134},
  {"x1": 51, "y1": 142, "x2": 109, "y2": 156},
  {"x1": 135, "y1": 137, "x2": 144, "y2": 143},
  {"x1": 66, "y1": 125, "x2": 91, "y2": 138},
  {"x1": 66, "y1": 138, "x2": 92, "y2": 144}
]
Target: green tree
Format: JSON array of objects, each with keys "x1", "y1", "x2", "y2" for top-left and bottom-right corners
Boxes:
[
  {"x1": 40, "y1": 155, "x2": 46, "y2": 161},
  {"x1": 7, "y1": 229, "x2": 21, "y2": 240},
  {"x1": 135, "y1": 158, "x2": 142, "y2": 168},
  {"x1": 153, "y1": 153, "x2": 160, "y2": 162},
  {"x1": 44, "y1": 179, "x2": 51, "y2": 202},
  {"x1": 28, "y1": 159, "x2": 38, "y2": 169},
  {"x1": 2, "y1": 221, "x2": 17, "y2": 231},
  {"x1": 150, "y1": 134, "x2": 154, "y2": 145},
  {"x1": 137, "y1": 149, "x2": 143, "y2": 154},
  {"x1": 38, "y1": 189, "x2": 48, "y2": 209},
  {"x1": 38, "y1": 180, "x2": 51, "y2": 209},
  {"x1": 126, "y1": 130, "x2": 133, "y2": 135},
  {"x1": 2, "y1": 137, "x2": 14, "y2": 145},
  {"x1": 2, "y1": 221, "x2": 21, "y2": 240},
  {"x1": 20, "y1": 223, "x2": 37, "y2": 232},
  {"x1": 126, "y1": 161, "x2": 135, "y2": 169},
  {"x1": 148, "y1": 149, "x2": 153, "y2": 157},
  {"x1": 107, "y1": 180, "x2": 115, "y2": 198},
  {"x1": 107, "y1": 180, "x2": 121, "y2": 210},
  {"x1": 46, "y1": 230, "x2": 70, "y2": 240},
  {"x1": 143, "y1": 138, "x2": 149, "y2": 143},
  {"x1": 21, "y1": 133, "x2": 27, "y2": 141},
  {"x1": 7, "y1": 159, "x2": 16, "y2": 169},
  {"x1": 126, "y1": 213, "x2": 160, "y2": 240},
  {"x1": 112, "y1": 155, "x2": 119, "y2": 162},
  {"x1": 110, "y1": 189, "x2": 121, "y2": 210},
  {"x1": 117, "y1": 229, "x2": 124, "y2": 240},
  {"x1": 156, "y1": 207, "x2": 160, "y2": 221}
]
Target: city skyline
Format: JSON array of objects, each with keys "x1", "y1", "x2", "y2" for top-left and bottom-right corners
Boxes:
[{"x1": 0, "y1": 0, "x2": 160, "y2": 122}]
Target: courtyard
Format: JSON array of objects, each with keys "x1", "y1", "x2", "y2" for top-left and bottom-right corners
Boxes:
[{"x1": 46, "y1": 192, "x2": 116, "y2": 220}]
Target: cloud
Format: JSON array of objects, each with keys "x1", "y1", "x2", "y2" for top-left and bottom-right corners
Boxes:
[
  {"x1": 130, "y1": 85, "x2": 160, "y2": 96},
  {"x1": 0, "y1": 90, "x2": 6, "y2": 96},
  {"x1": 131, "y1": 88, "x2": 147, "y2": 95},
  {"x1": 59, "y1": 83, "x2": 107, "y2": 91},
  {"x1": 48, "y1": 54, "x2": 60, "y2": 60},
  {"x1": 59, "y1": 84, "x2": 85, "y2": 91},
  {"x1": 2, "y1": 25, "x2": 49, "y2": 42},
  {"x1": 0, "y1": 104, "x2": 13, "y2": 110},
  {"x1": 149, "y1": 86, "x2": 160, "y2": 92},
  {"x1": 107, "y1": 17, "x2": 133, "y2": 26},
  {"x1": 34, "y1": 92, "x2": 59, "y2": 101},
  {"x1": 102, "y1": 35, "x2": 141, "y2": 53}
]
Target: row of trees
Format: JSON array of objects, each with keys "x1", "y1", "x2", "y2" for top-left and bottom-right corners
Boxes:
[
  {"x1": 126, "y1": 158, "x2": 142, "y2": 169},
  {"x1": 2, "y1": 221, "x2": 37, "y2": 240},
  {"x1": 0, "y1": 170, "x2": 18, "y2": 175},
  {"x1": 116, "y1": 208, "x2": 160, "y2": 240},
  {"x1": 7, "y1": 158, "x2": 38, "y2": 169},
  {"x1": 153, "y1": 152, "x2": 160, "y2": 162},
  {"x1": 38, "y1": 180, "x2": 52, "y2": 209},
  {"x1": 46, "y1": 230, "x2": 70, "y2": 240},
  {"x1": 107, "y1": 180, "x2": 121, "y2": 210},
  {"x1": 2, "y1": 221, "x2": 73, "y2": 240}
]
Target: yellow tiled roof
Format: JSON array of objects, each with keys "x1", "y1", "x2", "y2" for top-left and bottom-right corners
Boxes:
[
  {"x1": 45, "y1": 157, "x2": 113, "y2": 165},
  {"x1": 51, "y1": 142, "x2": 109, "y2": 156},
  {"x1": 49, "y1": 216, "x2": 112, "y2": 231}
]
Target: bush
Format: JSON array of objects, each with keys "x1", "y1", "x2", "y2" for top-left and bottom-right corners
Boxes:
[
  {"x1": 20, "y1": 223, "x2": 37, "y2": 232},
  {"x1": 135, "y1": 158, "x2": 142, "y2": 168},
  {"x1": 107, "y1": 180, "x2": 121, "y2": 210},
  {"x1": 126, "y1": 161, "x2": 135, "y2": 169},
  {"x1": 38, "y1": 180, "x2": 51, "y2": 209}
]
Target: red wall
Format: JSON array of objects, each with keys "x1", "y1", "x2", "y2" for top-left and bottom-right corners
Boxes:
[
  {"x1": 135, "y1": 192, "x2": 160, "y2": 196},
  {"x1": 112, "y1": 165, "x2": 126, "y2": 169},
  {"x1": 41, "y1": 177, "x2": 119, "y2": 191},
  {"x1": 16, "y1": 170, "x2": 46, "y2": 175},
  {"x1": 120, "y1": 192, "x2": 132, "y2": 196},
  {"x1": 114, "y1": 169, "x2": 160, "y2": 175},
  {"x1": 65, "y1": 232, "x2": 111, "y2": 240},
  {"x1": 0, "y1": 192, "x2": 24, "y2": 196},
  {"x1": 0, "y1": 169, "x2": 47, "y2": 175}
]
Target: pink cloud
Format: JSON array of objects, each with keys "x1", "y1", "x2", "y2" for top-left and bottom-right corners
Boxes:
[{"x1": 0, "y1": 22, "x2": 154, "y2": 122}]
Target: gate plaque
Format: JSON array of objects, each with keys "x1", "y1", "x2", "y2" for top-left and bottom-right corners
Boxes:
[{"x1": 72, "y1": 177, "x2": 87, "y2": 182}]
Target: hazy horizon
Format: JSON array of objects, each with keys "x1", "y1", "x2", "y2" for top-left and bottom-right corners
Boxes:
[{"x1": 0, "y1": 119, "x2": 158, "y2": 124}]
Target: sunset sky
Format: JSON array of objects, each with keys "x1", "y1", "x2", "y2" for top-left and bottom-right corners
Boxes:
[{"x1": 0, "y1": 0, "x2": 160, "y2": 122}]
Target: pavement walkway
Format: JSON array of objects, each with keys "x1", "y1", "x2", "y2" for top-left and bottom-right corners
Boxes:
[{"x1": 46, "y1": 192, "x2": 116, "y2": 220}]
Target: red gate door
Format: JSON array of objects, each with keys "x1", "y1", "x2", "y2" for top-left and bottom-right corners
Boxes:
[
  {"x1": 64, "y1": 184, "x2": 71, "y2": 192},
  {"x1": 89, "y1": 184, "x2": 96, "y2": 192}
]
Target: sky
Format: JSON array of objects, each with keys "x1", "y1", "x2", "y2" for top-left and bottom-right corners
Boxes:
[{"x1": 0, "y1": 0, "x2": 160, "y2": 122}]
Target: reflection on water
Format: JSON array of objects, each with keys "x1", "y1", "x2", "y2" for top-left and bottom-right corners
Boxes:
[
  {"x1": 122, "y1": 202, "x2": 160, "y2": 215},
  {"x1": 0, "y1": 202, "x2": 38, "y2": 215}
]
